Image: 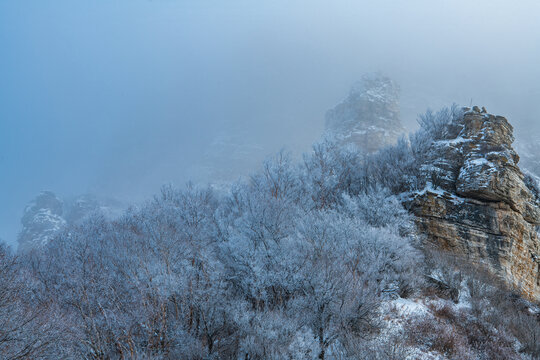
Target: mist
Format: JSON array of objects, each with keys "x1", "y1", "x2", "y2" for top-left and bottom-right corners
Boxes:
[{"x1": 2, "y1": 0, "x2": 540, "y2": 247}]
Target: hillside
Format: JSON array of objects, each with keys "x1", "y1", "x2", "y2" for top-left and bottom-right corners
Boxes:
[{"x1": 2, "y1": 104, "x2": 540, "y2": 360}]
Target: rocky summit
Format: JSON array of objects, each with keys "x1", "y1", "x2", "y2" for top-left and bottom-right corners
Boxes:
[
  {"x1": 408, "y1": 106, "x2": 540, "y2": 301},
  {"x1": 17, "y1": 192, "x2": 124, "y2": 252},
  {"x1": 18, "y1": 191, "x2": 66, "y2": 252},
  {"x1": 325, "y1": 73, "x2": 405, "y2": 152}
]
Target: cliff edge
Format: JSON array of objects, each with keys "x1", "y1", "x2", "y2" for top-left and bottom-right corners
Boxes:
[{"x1": 409, "y1": 106, "x2": 540, "y2": 301}]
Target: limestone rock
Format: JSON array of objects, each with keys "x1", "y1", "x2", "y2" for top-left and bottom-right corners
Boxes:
[
  {"x1": 409, "y1": 107, "x2": 540, "y2": 301},
  {"x1": 325, "y1": 74, "x2": 405, "y2": 152}
]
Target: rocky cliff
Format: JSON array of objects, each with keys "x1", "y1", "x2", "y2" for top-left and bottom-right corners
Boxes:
[
  {"x1": 18, "y1": 191, "x2": 66, "y2": 252},
  {"x1": 408, "y1": 106, "x2": 540, "y2": 301},
  {"x1": 325, "y1": 74, "x2": 405, "y2": 152},
  {"x1": 18, "y1": 192, "x2": 124, "y2": 252}
]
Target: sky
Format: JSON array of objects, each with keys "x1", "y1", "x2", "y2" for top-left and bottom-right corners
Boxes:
[{"x1": 1, "y1": 0, "x2": 540, "y2": 247}]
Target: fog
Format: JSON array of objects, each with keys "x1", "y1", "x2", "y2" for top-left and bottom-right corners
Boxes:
[{"x1": 1, "y1": 0, "x2": 540, "y2": 247}]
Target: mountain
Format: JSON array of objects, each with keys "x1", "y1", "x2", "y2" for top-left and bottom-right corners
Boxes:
[
  {"x1": 17, "y1": 191, "x2": 66, "y2": 252},
  {"x1": 8, "y1": 105, "x2": 540, "y2": 359},
  {"x1": 325, "y1": 73, "x2": 405, "y2": 152},
  {"x1": 408, "y1": 106, "x2": 540, "y2": 301},
  {"x1": 17, "y1": 192, "x2": 123, "y2": 252}
]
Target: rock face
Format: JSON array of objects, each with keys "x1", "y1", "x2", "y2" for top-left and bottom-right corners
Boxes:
[
  {"x1": 325, "y1": 74, "x2": 405, "y2": 152},
  {"x1": 18, "y1": 191, "x2": 66, "y2": 252},
  {"x1": 409, "y1": 107, "x2": 540, "y2": 301},
  {"x1": 18, "y1": 192, "x2": 124, "y2": 252}
]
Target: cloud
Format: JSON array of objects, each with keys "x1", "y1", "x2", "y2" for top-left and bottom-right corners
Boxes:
[{"x1": 1, "y1": 0, "x2": 539, "y2": 246}]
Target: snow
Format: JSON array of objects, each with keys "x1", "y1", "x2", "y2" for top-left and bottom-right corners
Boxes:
[
  {"x1": 351, "y1": 125, "x2": 391, "y2": 137},
  {"x1": 392, "y1": 298, "x2": 429, "y2": 316},
  {"x1": 436, "y1": 136, "x2": 471, "y2": 145},
  {"x1": 413, "y1": 186, "x2": 466, "y2": 205},
  {"x1": 375, "y1": 298, "x2": 446, "y2": 360}
]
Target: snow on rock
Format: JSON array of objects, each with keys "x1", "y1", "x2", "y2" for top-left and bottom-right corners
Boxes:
[
  {"x1": 18, "y1": 191, "x2": 66, "y2": 252},
  {"x1": 408, "y1": 106, "x2": 540, "y2": 302},
  {"x1": 325, "y1": 73, "x2": 405, "y2": 153},
  {"x1": 17, "y1": 192, "x2": 124, "y2": 252}
]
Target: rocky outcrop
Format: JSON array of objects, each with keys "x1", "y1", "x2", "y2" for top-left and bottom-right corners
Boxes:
[
  {"x1": 409, "y1": 107, "x2": 540, "y2": 301},
  {"x1": 18, "y1": 191, "x2": 66, "y2": 252},
  {"x1": 325, "y1": 74, "x2": 405, "y2": 152},
  {"x1": 18, "y1": 192, "x2": 124, "y2": 252}
]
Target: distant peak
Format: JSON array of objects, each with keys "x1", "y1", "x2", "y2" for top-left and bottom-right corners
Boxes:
[{"x1": 325, "y1": 73, "x2": 404, "y2": 152}]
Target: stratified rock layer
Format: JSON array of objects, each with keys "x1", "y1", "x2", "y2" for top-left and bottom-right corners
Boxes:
[
  {"x1": 325, "y1": 74, "x2": 405, "y2": 152},
  {"x1": 409, "y1": 107, "x2": 540, "y2": 301}
]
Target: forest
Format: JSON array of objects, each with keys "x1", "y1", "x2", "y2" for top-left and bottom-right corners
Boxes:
[{"x1": 1, "y1": 108, "x2": 539, "y2": 359}]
